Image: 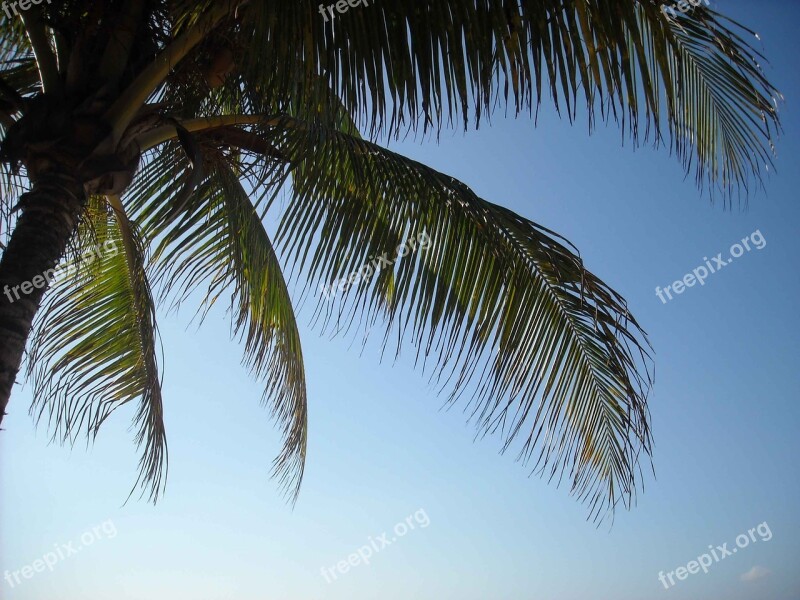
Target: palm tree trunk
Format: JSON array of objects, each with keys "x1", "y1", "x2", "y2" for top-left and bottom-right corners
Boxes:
[{"x1": 0, "y1": 169, "x2": 85, "y2": 426}]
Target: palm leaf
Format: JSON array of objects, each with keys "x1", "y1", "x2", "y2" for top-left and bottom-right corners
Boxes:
[
  {"x1": 225, "y1": 1, "x2": 779, "y2": 197},
  {"x1": 27, "y1": 195, "x2": 166, "y2": 501},
  {"x1": 260, "y1": 116, "x2": 653, "y2": 521},
  {"x1": 126, "y1": 148, "x2": 308, "y2": 500}
]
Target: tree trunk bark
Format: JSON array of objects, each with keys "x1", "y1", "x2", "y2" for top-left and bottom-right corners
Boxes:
[{"x1": 0, "y1": 168, "x2": 85, "y2": 426}]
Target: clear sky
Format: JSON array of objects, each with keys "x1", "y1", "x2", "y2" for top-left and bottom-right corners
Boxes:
[{"x1": 2, "y1": 2, "x2": 799, "y2": 599}]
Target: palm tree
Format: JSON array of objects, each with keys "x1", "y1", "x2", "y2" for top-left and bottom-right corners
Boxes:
[{"x1": 0, "y1": 0, "x2": 780, "y2": 521}]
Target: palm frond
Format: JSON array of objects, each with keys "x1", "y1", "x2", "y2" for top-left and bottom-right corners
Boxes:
[
  {"x1": 226, "y1": 1, "x2": 779, "y2": 198},
  {"x1": 126, "y1": 147, "x2": 308, "y2": 500},
  {"x1": 27, "y1": 196, "x2": 166, "y2": 501},
  {"x1": 661, "y1": 9, "x2": 780, "y2": 197},
  {"x1": 264, "y1": 116, "x2": 653, "y2": 521}
]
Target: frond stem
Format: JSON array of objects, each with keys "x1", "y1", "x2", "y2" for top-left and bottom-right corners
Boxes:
[
  {"x1": 104, "y1": 2, "x2": 239, "y2": 146},
  {"x1": 20, "y1": 8, "x2": 61, "y2": 94},
  {"x1": 135, "y1": 114, "x2": 286, "y2": 151}
]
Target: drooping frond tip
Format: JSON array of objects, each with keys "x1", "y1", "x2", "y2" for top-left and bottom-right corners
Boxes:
[
  {"x1": 227, "y1": 1, "x2": 780, "y2": 202},
  {"x1": 125, "y1": 142, "x2": 307, "y2": 503},
  {"x1": 272, "y1": 117, "x2": 653, "y2": 521},
  {"x1": 27, "y1": 197, "x2": 167, "y2": 503}
]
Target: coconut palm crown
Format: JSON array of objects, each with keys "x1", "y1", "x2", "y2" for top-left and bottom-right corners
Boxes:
[{"x1": 0, "y1": 0, "x2": 781, "y2": 521}]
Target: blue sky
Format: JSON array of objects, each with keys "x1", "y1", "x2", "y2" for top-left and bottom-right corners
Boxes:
[{"x1": 2, "y1": 2, "x2": 799, "y2": 599}]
